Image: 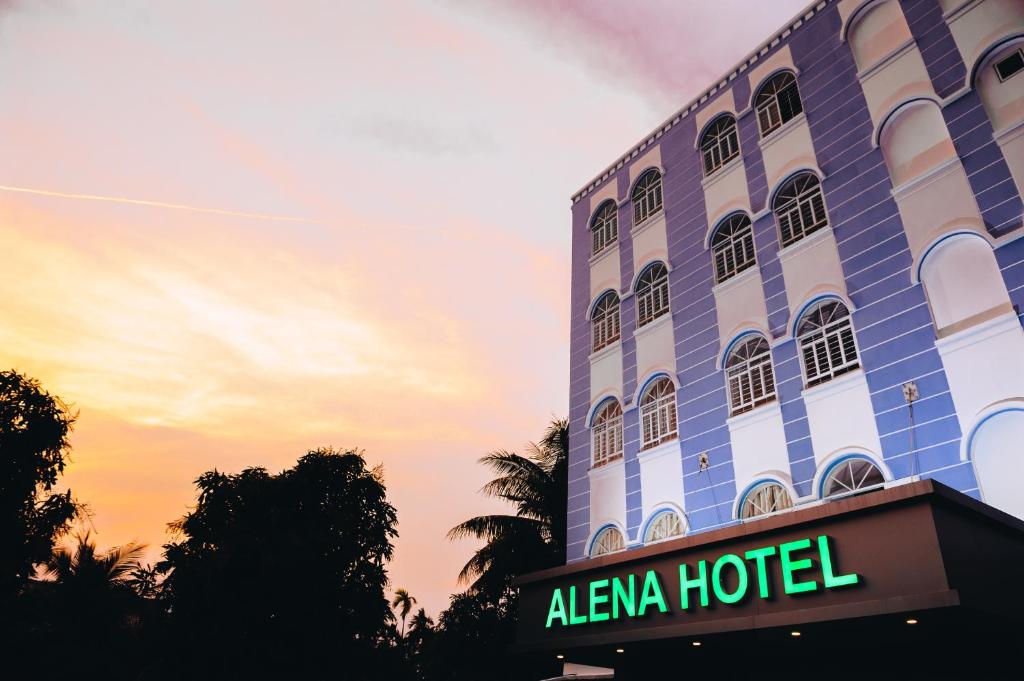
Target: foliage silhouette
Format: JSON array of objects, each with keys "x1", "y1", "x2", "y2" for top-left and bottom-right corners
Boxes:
[
  {"x1": 157, "y1": 447, "x2": 399, "y2": 680},
  {"x1": 447, "y1": 418, "x2": 568, "y2": 598},
  {"x1": 430, "y1": 418, "x2": 568, "y2": 681},
  {"x1": 392, "y1": 587, "x2": 417, "y2": 637},
  {"x1": 0, "y1": 370, "x2": 81, "y2": 600},
  {"x1": 13, "y1": 532, "x2": 157, "y2": 680}
]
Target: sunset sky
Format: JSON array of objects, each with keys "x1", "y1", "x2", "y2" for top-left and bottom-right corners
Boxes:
[{"x1": 1, "y1": 0, "x2": 807, "y2": 617}]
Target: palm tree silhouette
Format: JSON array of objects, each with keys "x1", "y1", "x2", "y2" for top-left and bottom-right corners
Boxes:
[
  {"x1": 408, "y1": 607, "x2": 433, "y2": 634},
  {"x1": 448, "y1": 418, "x2": 568, "y2": 597},
  {"x1": 391, "y1": 588, "x2": 416, "y2": 637},
  {"x1": 42, "y1": 531, "x2": 148, "y2": 638},
  {"x1": 45, "y1": 532, "x2": 147, "y2": 591}
]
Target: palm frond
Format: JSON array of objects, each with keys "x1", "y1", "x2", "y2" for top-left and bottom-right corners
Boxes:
[
  {"x1": 101, "y1": 542, "x2": 147, "y2": 581},
  {"x1": 446, "y1": 514, "x2": 545, "y2": 542}
]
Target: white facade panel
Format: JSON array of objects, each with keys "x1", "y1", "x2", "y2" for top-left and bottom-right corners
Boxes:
[
  {"x1": 802, "y1": 370, "x2": 885, "y2": 472},
  {"x1": 589, "y1": 343, "x2": 623, "y2": 404},
  {"x1": 935, "y1": 313, "x2": 1024, "y2": 434},
  {"x1": 637, "y1": 441, "x2": 685, "y2": 527},
  {"x1": 587, "y1": 460, "x2": 627, "y2": 546},
  {"x1": 634, "y1": 316, "x2": 676, "y2": 383},
  {"x1": 726, "y1": 402, "x2": 792, "y2": 496}
]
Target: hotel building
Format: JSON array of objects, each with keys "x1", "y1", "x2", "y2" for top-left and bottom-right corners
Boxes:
[{"x1": 517, "y1": 0, "x2": 1024, "y2": 677}]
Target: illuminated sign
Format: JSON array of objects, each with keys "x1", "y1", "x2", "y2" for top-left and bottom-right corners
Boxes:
[{"x1": 545, "y1": 535, "x2": 857, "y2": 628}]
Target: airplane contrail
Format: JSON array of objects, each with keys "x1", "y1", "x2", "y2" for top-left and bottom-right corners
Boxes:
[{"x1": 0, "y1": 184, "x2": 325, "y2": 225}]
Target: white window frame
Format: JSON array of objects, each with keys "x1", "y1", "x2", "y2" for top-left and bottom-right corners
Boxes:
[
  {"x1": 644, "y1": 510, "x2": 684, "y2": 543},
  {"x1": 774, "y1": 173, "x2": 829, "y2": 248},
  {"x1": 994, "y1": 48, "x2": 1024, "y2": 82},
  {"x1": 632, "y1": 170, "x2": 663, "y2": 226},
  {"x1": 822, "y1": 457, "x2": 885, "y2": 499},
  {"x1": 725, "y1": 335, "x2": 776, "y2": 416},
  {"x1": 711, "y1": 214, "x2": 756, "y2": 284},
  {"x1": 591, "y1": 292, "x2": 621, "y2": 352},
  {"x1": 591, "y1": 401, "x2": 623, "y2": 468},
  {"x1": 797, "y1": 300, "x2": 860, "y2": 388},
  {"x1": 700, "y1": 116, "x2": 740, "y2": 177},
  {"x1": 754, "y1": 72, "x2": 803, "y2": 137},
  {"x1": 636, "y1": 263, "x2": 670, "y2": 327},
  {"x1": 739, "y1": 482, "x2": 794, "y2": 520},
  {"x1": 591, "y1": 201, "x2": 618, "y2": 256},
  {"x1": 640, "y1": 377, "x2": 678, "y2": 450},
  {"x1": 591, "y1": 526, "x2": 625, "y2": 556}
]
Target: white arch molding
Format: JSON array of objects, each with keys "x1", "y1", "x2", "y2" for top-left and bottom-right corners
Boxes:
[
  {"x1": 917, "y1": 232, "x2": 1012, "y2": 335},
  {"x1": 877, "y1": 98, "x2": 956, "y2": 186},
  {"x1": 969, "y1": 405, "x2": 1024, "y2": 521}
]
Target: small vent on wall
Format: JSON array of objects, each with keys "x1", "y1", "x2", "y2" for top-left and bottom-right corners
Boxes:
[{"x1": 995, "y1": 49, "x2": 1024, "y2": 82}]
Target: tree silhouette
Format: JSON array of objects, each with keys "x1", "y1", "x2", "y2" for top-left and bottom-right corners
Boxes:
[
  {"x1": 159, "y1": 447, "x2": 399, "y2": 679},
  {"x1": 0, "y1": 370, "x2": 81, "y2": 600},
  {"x1": 428, "y1": 418, "x2": 568, "y2": 681},
  {"x1": 447, "y1": 418, "x2": 568, "y2": 598},
  {"x1": 21, "y1": 533, "x2": 154, "y2": 679},
  {"x1": 391, "y1": 587, "x2": 416, "y2": 637},
  {"x1": 409, "y1": 607, "x2": 433, "y2": 635},
  {"x1": 45, "y1": 531, "x2": 146, "y2": 588}
]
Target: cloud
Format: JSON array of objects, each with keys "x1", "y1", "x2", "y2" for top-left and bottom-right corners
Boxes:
[
  {"x1": 470, "y1": 0, "x2": 810, "y2": 110},
  {"x1": 346, "y1": 113, "x2": 498, "y2": 156}
]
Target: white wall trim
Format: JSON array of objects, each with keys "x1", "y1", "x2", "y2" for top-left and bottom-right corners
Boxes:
[
  {"x1": 588, "y1": 339, "x2": 623, "y2": 365},
  {"x1": 700, "y1": 154, "x2": 745, "y2": 193},
  {"x1": 629, "y1": 208, "x2": 666, "y2": 239},
  {"x1": 856, "y1": 37, "x2": 917, "y2": 83},
  {"x1": 588, "y1": 457, "x2": 625, "y2": 480},
  {"x1": 933, "y1": 310, "x2": 1023, "y2": 355},
  {"x1": 800, "y1": 368, "x2": 866, "y2": 406},
  {"x1": 711, "y1": 262, "x2": 761, "y2": 297},
  {"x1": 757, "y1": 111, "x2": 809, "y2": 153},
  {"x1": 588, "y1": 242, "x2": 619, "y2": 269},
  {"x1": 776, "y1": 223, "x2": 834, "y2": 265},
  {"x1": 636, "y1": 438, "x2": 682, "y2": 464},
  {"x1": 726, "y1": 400, "x2": 784, "y2": 430},
  {"x1": 633, "y1": 310, "x2": 674, "y2": 338},
  {"x1": 889, "y1": 155, "x2": 961, "y2": 200}
]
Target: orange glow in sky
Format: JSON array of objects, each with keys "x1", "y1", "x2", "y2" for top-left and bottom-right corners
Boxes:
[{"x1": 0, "y1": 0, "x2": 807, "y2": 616}]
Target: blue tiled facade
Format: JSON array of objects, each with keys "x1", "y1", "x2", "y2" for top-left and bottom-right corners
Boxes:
[{"x1": 566, "y1": 0, "x2": 1024, "y2": 563}]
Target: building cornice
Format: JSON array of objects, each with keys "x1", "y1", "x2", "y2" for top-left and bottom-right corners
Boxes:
[{"x1": 570, "y1": 0, "x2": 831, "y2": 206}]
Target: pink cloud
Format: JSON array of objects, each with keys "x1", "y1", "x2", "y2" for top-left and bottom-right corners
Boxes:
[{"x1": 478, "y1": 0, "x2": 810, "y2": 110}]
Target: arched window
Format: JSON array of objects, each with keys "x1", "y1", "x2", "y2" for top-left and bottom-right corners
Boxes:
[
  {"x1": 847, "y1": 0, "x2": 913, "y2": 73},
  {"x1": 755, "y1": 72, "x2": 803, "y2": 137},
  {"x1": 591, "y1": 526, "x2": 625, "y2": 556},
  {"x1": 976, "y1": 40, "x2": 1024, "y2": 199},
  {"x1": 920, "y1": 234, "x2": 1011, "y2": 334},
  {"x1": 591, "y1": 401, "x2": 623, "y2": 468},
  {"x1": 774, "y1": 173, "x2": 828, "y2": 247},
  {"x1": 711, "y1": 214, "x2": 756, "y2": 284},
  {"x1": 797, "y1": 300, "x2": 859, "y2": 387},
  {"x1": 640, "y1": 377, "x2": 678, "y2": 450},
  {"x1": 635, "y1": 263, "x2": 670, "y2": 327},
  {"x1": 644, "y1": 510, "x2": 684, "y2": 543},
  {"x1": 591, "y1": 291, "x2": 621, "y2": 352},
  {"x1": 700, "y1": 115, "x2": 740, "y2": 176},
  {"x1": 632, "y1": 169, "x2": 663, "y2": 225},
  {"x1": 740, "y1": 482, "x2": 793, "y2": 519},
  {"x1": 726, "y1": 335, "x2": 776, "y2": 416},
  {"x1": 822, "y1": 457, "x2": 884, "y2": 499},
  {"x1": 879, "y1": 100, "x2": 955, "y2": 187},
  {"x1": 971, "y1": 408, "x2": 1024, "y2": 520},
  {"x1": 591, "y1": 201, "x2": 618, "y2": 256}
]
